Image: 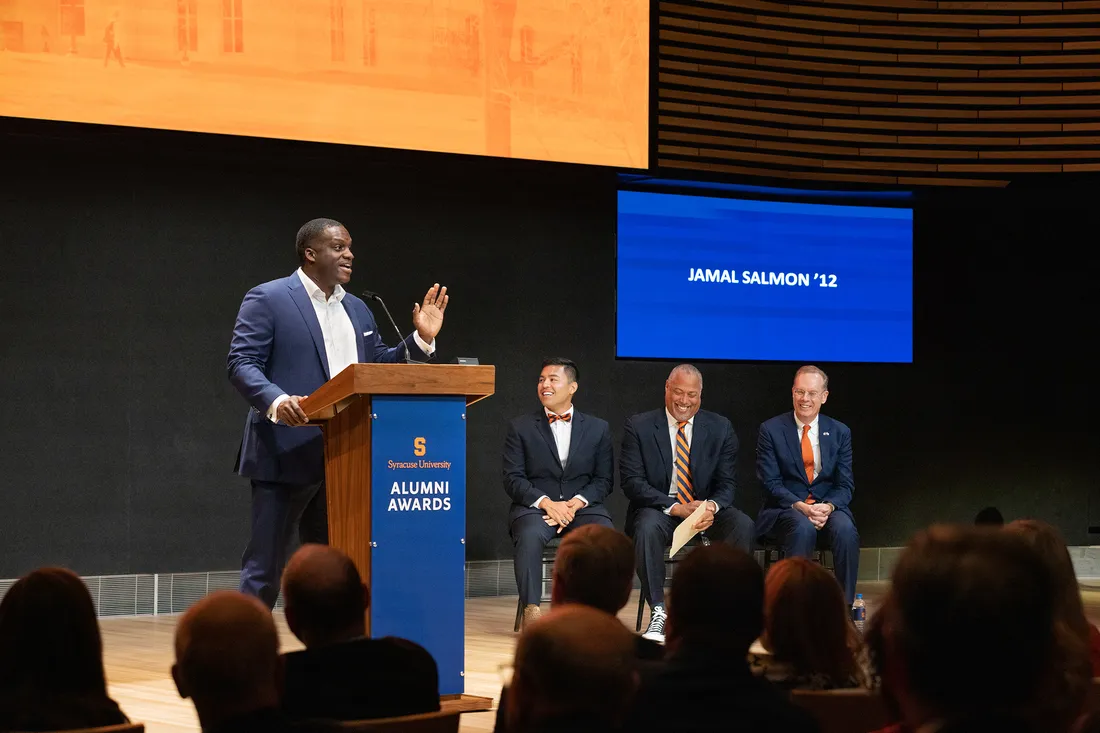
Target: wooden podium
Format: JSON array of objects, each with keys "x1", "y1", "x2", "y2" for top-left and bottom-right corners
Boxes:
[{"x1": 299, "y1": 363, "x2": 495, "y2": 708}]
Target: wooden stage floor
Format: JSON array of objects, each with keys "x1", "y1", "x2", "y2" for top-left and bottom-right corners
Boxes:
[{"x1": 103, "y1": 582, "x2": 1100, "y2": 733}]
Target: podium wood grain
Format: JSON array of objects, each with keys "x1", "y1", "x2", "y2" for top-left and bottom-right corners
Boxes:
[
  {"x1": 322, "y1": 395, "x2": 375, "y2": 634},
  {"x1": 302, "y1": 364, "x2": 496, "y2": 421}
]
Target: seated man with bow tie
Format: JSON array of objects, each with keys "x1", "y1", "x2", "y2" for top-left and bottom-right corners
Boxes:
[
  {"x1": 621, "y1": 364, "x2": 755, "y2": 644},
  {"x1": 754, "y1": 365, "x2": 859, "y2": 606},
  {"x1": 503, "y1": 358, "x2": 615, "y2": 628}
]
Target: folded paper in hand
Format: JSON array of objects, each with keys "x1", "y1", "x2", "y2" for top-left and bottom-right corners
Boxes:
[{"x1": 670, "y1": 502, "x2": 709, "y2": 557}]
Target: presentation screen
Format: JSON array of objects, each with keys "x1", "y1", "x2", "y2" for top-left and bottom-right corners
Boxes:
[
  {"x1": 617, "y1": 191, "x2": 913, "y2": 363},
  {"x1": 0, "y1": 0, "x2": 648, "y2": 168}
]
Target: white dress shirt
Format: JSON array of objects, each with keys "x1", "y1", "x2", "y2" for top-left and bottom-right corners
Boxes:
[
  {"x1": 794, "y1": 412, "x2": 821, "y2": 481},
  {"x1": 664, "y1": 410, "x2": 719, "y2": 515},
  {"x1": 268, "y1": 268, "x2": 436, "y2": 422},
  {"x1": 532, "y1": 405, "x2": 588, "y2": 508},
  {"x1": 547, "y1": 405, "x2": 573, "y2": 467}
]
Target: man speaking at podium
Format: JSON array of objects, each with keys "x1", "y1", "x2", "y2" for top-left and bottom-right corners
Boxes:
[{"x1": 227, "y1": 218, "x2": 449, "y2": 609}]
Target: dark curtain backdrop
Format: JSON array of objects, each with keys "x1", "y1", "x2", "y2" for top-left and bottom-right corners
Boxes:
[{"x1": 0, "y1": 119, "x2": 1094, "y2": 577}]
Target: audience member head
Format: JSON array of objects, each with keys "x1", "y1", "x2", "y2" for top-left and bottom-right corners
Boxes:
[
  {"x1": 665, "y1": 363, "x2": 703, "y2": 423},
  {"x1": 282, "y1": 544, "x2": 368, "y2": 648},
  {"x1": 550, "y1": 525, "x2": 634, "y2": 615},
  {"x1": 974, "y1": 506, "x2": 1004, "y2": 527},
  {"x1": 865, "y1": 597, "x2": 903, "y2": 723},
  {"x1": 506, "y1": 604, "x2": 637, "y2": 731},
  {"x1": 763, "y1": 557, "x2": 861, "y2": 685},
  {"x1": 881, "y1": 525, "x2": 1056, "y2": 729},
  {"x1": 172, "y1": 591, "x2": 281, "y2": 730},
  {"x1": 666, "y1": 543, "x2": 763, "y2": 655},
  {"x1": 1004, "y1": 519, "x2": 1088, "y2": 639},
  {"x1": 1004, "y1": 518, "x2": 1092, "y2": 727},
  {"x1": 0, "y1": 567, "x2": 109, "y2": 698}
]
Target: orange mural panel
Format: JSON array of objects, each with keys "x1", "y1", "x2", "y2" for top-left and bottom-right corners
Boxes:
[{"x1": 0, "y1": 0, "x2": 649, "y2": 167}]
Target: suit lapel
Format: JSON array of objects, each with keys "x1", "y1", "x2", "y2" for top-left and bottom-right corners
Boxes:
[
  {"x1": 818, "y1": 415, "x2": 834, "y2": 477},
  {"x1": 535, "y1": 412, "x2": 563, "y2": 472},
  {"x1": 783, "y1": 412, "x2": 808, "y2": 486},
  {"x1": 288, "y1": 274, "x2": 330, "y2": 380},
  {"x1": 342, "y1": 299, "x2": 367, "y2": 363},
  {"x1": 565, "y1": 411, "x2": 587, "y2": 471},
  {"x1": 653, "y1": 412, "x2": 673, "y2": 489}
]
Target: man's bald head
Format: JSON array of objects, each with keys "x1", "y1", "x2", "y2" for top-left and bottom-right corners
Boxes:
[
  {"x1": 507, "y1": 604, "x2": 637, "y2": 730},
  {"x1": 172, "y1": 591, "x2": 280, "y2": 718},
  {"x1": 282, "y1": 544, "x2": 368, "y2": 647}
]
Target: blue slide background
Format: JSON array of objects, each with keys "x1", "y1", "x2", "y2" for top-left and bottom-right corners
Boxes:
[{"x1": 616, "y1": 191, "x2": 913, "y2": 363}]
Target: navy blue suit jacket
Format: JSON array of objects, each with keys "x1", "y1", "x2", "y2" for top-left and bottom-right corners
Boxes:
[
  {"x1": 228, "y1": 272, "x2": 428, "y2": 485},
  {"x1": 755, "y1": 412, "x2": 854, "y2": 539},
  {"x1": 620, "y1": 408, "x2": 738, "y2": 520},
  {"x1": 502, "y1": 409, "x2": 613, "y2": 523}
]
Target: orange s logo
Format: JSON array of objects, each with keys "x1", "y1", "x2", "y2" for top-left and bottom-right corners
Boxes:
[{"x1": 413, "y1": 437, "x2": 426, "y2": 456}]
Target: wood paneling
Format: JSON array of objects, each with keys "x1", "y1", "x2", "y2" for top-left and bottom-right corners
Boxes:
[
  {"x1": 657, "y1": 0, "x2": 1100, "y2": 186},
  {"x1": 323, "y1": 397, "x2": 375, "y2": 633}
]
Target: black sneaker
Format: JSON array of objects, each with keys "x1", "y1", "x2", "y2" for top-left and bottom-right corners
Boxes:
[{"x1": 643, "y1": 604, "x2": 667, "y2": 644}]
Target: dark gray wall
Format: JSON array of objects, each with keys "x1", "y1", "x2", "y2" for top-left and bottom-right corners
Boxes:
[{"x1": 0, "y1": 120, "x2": 1094, "y2": 578}]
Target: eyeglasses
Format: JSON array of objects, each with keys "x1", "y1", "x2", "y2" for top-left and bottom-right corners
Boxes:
[{"x1": 793, "y1": 389, "x2": 824, "y2": 400}]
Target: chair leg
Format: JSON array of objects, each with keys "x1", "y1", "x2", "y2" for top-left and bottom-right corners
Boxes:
[
  {"x1": 514, "y1": 597, "x2": 523, "y2": 633},
  {"x1": 636, "y1": 593, "x2": 645, "y2": 632}
]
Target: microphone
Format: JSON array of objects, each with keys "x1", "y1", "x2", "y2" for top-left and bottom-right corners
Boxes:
[{"x1": 361, "y1": 290, "x2": 423, "y2": 364}]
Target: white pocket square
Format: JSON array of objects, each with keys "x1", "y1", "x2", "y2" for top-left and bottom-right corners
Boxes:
[
  {"x1": 363, "y1": 331, "x2": 374, "y2": 337},
  {"x1": 822, "y1": 431, "x2": 830, "y2": 436}
]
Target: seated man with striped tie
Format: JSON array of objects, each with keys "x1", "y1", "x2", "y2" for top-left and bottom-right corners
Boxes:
[
  {"x1": 754, "y1": 365, "x2": 859, "y2": 606},
  {"x1": 621, "y1": 364, "x2": 755, "y2": 643},
  {"x1": 503, "y1": 358, "x2": 615, "y2": 628}
]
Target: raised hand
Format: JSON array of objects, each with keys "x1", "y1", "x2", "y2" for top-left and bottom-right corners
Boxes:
[{"x1": 412, "y1": 283, "x2": 449, "y2": 343}]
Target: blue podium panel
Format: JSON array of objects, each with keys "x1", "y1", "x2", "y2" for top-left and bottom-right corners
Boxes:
[{"x1": 370, "y1": 395, "x2": 467, "y2": 696}]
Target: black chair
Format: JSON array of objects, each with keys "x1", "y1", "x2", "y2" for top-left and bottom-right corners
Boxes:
[
  {"x1": 759, "y1": 538, "x2": 833, "y2": 574},
  {"x1": 634, "y1": 534, "x2": 710, "y2": 632},
  {"x1": 513, "y1": 537, "x2": 561, "y2": 632}
]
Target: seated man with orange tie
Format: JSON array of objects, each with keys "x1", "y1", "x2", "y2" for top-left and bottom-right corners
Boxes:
[
  {"x1": 503, "y1": 358, "x2": 615, "y2": 628},
  {"x1": 754, "y1": 365, "x2": 859, "y2": 606},
  {"x1": 621, "y1": 364, "x2": 754, "y2": 644}
]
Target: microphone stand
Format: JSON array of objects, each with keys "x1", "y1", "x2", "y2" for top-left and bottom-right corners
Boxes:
[{"x1": 362, "y1": 290, "x2": 426, "y2": 365}]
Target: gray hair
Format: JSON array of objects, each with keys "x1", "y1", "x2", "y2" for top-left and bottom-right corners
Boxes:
[
  {"x1": 668, "y1": 363, "x2": 703, "y2": 387},
  {"x1": 794, "y1": 365, "x2": 828, "y2": 391}
]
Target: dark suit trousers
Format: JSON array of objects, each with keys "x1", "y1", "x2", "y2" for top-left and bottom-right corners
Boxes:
[
  {"x1": 510, "y1": 509, "x2": 613, "y2": 606},
  {"x1": 240, "y1": 478, "x2": 329, "y2": 609},
  {"x1": 773, "y1": 508, "x2": 860, "y2": 606},
  {"x1": 632, "y1": 506, "x2": 754, "y2": 608}
]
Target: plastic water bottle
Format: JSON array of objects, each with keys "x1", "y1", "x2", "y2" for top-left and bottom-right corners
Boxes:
[{"x1": 851, "y1": 593, "x2": 866, "y2": 634}]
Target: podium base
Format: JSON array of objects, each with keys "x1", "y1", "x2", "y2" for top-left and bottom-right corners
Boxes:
[{"x1": 440, "y1": 694, "x2": 494, "y2": 714}]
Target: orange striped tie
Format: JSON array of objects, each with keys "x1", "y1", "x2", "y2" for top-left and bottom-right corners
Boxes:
[
  {"x1": 675, "y1": 421, "x2": 694, "y2": 504},
  {"x1": 801, "y1": 423, "x2": 816, "y2": 504}
]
